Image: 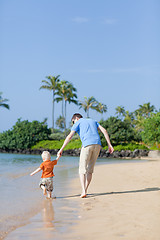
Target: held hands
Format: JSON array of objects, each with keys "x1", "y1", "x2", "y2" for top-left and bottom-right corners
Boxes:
[
  {"x1": 57, "y1": 149, "x2": 63, "y2": 159},
  {"x1": 56, "y1": 155, "x2": 61, "y2": 161}
]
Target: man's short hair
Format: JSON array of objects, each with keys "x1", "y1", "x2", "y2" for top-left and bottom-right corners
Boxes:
[{"x1": 72, "y1": 113, "x2": 83, "y2": 120}]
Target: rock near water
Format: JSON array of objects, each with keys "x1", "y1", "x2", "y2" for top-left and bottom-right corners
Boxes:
[{"x1": 0, "y1": 148, "x2": 149, "y2": 158}]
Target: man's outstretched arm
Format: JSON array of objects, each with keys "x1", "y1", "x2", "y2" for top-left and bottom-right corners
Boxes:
[
  {"x1": 57, "y1": 131, "x2": 75, "y2": 158},
  {"x1": 98, "y1": 125, "x2": 114, "y2": 153}
]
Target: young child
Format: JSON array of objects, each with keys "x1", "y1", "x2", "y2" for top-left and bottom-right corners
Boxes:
[{"x1": 30, "y1": 151, "x2": 59, "y2": 199}]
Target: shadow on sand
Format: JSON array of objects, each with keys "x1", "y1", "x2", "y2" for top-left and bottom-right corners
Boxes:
[{"x1": 57, "y1": 187, "x2": 160, "y2": 199}]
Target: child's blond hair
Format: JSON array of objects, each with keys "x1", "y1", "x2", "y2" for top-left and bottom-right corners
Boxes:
[{"x1": 41, "y1": 151, "x2": 51, "y2": 161}]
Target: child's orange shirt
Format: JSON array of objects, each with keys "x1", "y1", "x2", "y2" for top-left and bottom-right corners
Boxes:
[{"x1": 40, "y1": 160, "x2": 57, "y2": 178}]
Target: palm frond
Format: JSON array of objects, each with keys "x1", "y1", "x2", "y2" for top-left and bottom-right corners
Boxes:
[
  {"x1": 39, "y1": 85, "x2": 52, "y2": 90},
  {"x1": 54, "y1": 97, "x2": 63, "y2": 103},
  {"x1": 0, "y1": 103, "x2": 10, "y2": 109}
]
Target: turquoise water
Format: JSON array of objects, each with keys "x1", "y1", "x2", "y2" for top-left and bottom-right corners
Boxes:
[{"x1": 0, "y1": 153, "x2": 145, "y2": 239}]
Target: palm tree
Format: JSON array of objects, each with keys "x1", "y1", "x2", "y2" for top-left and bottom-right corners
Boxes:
[
  {"x1": 40, "y1": 75, "x2": 60, "y2": 131},
  {"x1": 55, "y1": 80, "x2": 68, "y2": 118},
  {"x1": 133, "y1": 112, "x2": 145, "y2": 131},
  {"x1": 133, "y1": 103, "x2": 155, "y2": 131},
  {"x1": 79, "y1": 96, "x2": 98, "y2": 118},
  {"x1": 137, "y1": 102, "x2": 155, "y2": 118},
  {"x1": 55, "y1": 81, "x2": 78, "y2": 129},
  {"x1": 56, "y1": 115, "x2": 65, "y2": 131},
  {"x1": 95, "y1": 102, "x2": 107, "y2": 119},
  {"x1": 124, "y1": 110, "x2": 134, "y2": 124},
  {"x1": 0, "y1": 92, "x2": 10, "y2": 110},
  {"x1": 115, "y1": 106, "x2": 125, "y2": 119}
]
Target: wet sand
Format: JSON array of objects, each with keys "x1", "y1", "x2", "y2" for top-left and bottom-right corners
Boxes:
[{"x1": 5, "y1": 159, "x2": 160, "y2": 240}]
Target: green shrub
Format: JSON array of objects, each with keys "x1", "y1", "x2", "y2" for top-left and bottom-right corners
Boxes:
[
  {"x1": 31, "y1": 139, "x2": 82, "y2": 150},
  {"x1": 0, "y1": 119, "x2": 51, "y2": 150},
  {"x1": 141, "y1": 112, "x2": 160, "y2": 146},
  {"x1": 149, "y1": 145, "x2": 160, "y2": 150},
  {"x1": 113, "y1": 143, "x2": 149, "y2": 151},
  {"x1": 99, "y1": 117, "x2": 141, "y2": 147},
  {"x1": 49, "y1": 132, "x2": 66, "y2": 140}
]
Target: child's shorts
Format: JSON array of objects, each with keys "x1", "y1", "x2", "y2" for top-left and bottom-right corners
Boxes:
[{"x1": 39, "y1": 177, "x2": 53, "y2": 192}]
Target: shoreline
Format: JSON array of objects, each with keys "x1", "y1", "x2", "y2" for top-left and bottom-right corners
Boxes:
[
  {"x1": 0, "y1": 154, "x2": 79, "y2": 240},
  {"x1": 4, "y1": 178, "x2": 81, "y2": 240},
  {"x1": 0, "y1": 148, "x2": 150, "y2": 159},
  {"x1": 3, "y1": 159, "x2": 80, "y2": 240},
  {"x1": 4, "y1": 158, "x2": 160, "y2": 239}
]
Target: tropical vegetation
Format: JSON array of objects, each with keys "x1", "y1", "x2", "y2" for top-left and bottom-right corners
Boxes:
[
  {"x1": 79, "y1": 96, "x2": 107, "y2": 118},
  {"x1": 1, "y1": 73, "x2": 159, "y2": 151},
  {"x1": 40, "y1": 75, "x2": 60, "y2": 131},
  {"x1": 99, "y1": 116, "x2": 141, "y2": 147},
  {"x1": 55, "y1": 80, "x2": 78, "y2": 130},
  {"x1": 31, "y1": 139, "x2": 82, "y2": 150},
  {"x1": 141, "y1": 112, "x2": 160, "y2": 147},
  {"x1": 0, "y1": 92, "x2": 10, "y2": 110},
  {"x1": 0, "y1": 119, "x2": 51, "y2": 150}
]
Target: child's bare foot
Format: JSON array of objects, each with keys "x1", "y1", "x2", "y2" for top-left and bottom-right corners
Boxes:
[
  {"x1": 52, "y1": 194, "x2": 56, "y2": 199},
  {"x1": 47, "y1": 192, "x2": 52, "y2": 199},
  {"x1": 41, "y1": 185, "x2": 47, "y2": 196},
  {"x1": 46, "y1": 196, "x2": 51, "y2": 199},
  {"x1": 43, "y1": 188, "x2": 47, "y2": 196}
]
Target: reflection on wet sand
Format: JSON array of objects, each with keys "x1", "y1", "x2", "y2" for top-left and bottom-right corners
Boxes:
[
  {"x1": 42, "y1": 199, "x2": 55, "y2": 229},
  {"x1": 4, "y1": 199, "x2": 56, "y2": 240},
  {"x1": 35, "y1": 199, "x2": 56, "y2": 239}
]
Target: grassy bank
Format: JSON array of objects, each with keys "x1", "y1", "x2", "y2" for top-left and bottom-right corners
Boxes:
[
  {"x1": 31, "y1": 139, "x2": 82, "y2": 150},
  {"x1": 31, "y1": 139, "x2": 150, "y2": 151}
]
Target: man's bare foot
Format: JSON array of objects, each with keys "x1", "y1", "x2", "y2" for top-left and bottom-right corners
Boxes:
[{"x1": 80, "y1": 193, "x2": 87, "y2": 198}]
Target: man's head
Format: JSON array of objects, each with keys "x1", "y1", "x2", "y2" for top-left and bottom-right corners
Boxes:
[
  {"x1": 41, "y1": 151, "x2": 51, "y2": 161},
  {"x1": 71, "y1": 113, "x2": 83, "y2": 124}
]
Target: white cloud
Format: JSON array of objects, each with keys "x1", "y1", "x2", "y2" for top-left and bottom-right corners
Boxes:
[
  {"x1": 112, "y1": 65, "x2": 160, "y2": 75},
  {"x1": 103, "y1": 18, "x2": 117, "y2": 25},
  {"x1": 72, "y1": 17, "x2": 117, "y2": 25},
  {"x1": 72, "y1": 17, "x2": 89, "y2": 23},
  {"x1": 113, "y1": 68, "x2": 140, "y2": 73},
  {"x1": 87, "y1": 69, "x2": 105, "y2": 73}
]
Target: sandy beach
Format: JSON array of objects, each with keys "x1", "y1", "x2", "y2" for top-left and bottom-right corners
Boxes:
[
  {"x1": 68, "y1": 159, "x2": 160, "y2": 240},
  {"x1": 5, "y1": 158, "x2": 160, "y2": 240}
]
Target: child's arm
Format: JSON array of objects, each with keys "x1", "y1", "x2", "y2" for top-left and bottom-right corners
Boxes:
[
  {"x1": 51, "y1": 155, "x2": 60, "y2": 165},
  {"x1": 56, "y1": 155, "x2": 60, "y2": 161},
  {"x1": 30, "y1": 167, "x2": 41, "y2": 176}
]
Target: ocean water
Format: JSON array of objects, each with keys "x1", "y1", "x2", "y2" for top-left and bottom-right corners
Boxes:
[
  {"x1": 0, "y1": 153, "x2": 80, "y2": 239},
  {"x1": 0, "y1": 153, "x2": 145, "y2": 239}
]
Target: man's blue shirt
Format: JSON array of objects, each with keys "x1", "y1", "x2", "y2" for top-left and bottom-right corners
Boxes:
[{"x1": 71, "y1": 118, "x2": 101, "y2": 147}]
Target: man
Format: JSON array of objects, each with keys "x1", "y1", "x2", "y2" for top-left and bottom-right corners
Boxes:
[{"x1": 57, "y1": 113, "x2": 114, "y2": 198}]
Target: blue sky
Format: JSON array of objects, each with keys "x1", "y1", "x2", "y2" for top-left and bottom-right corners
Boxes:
[{"x1": 1, "y1": 0, "x2": 160, "y2": 132}]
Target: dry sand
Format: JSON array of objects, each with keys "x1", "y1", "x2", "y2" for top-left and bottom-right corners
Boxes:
[
  {"x1": 67, "y1": 159, "x2": 160, "y2": 240},
  {"x1": 5, "y1": 159, "x2": 160, "y2": 240}
]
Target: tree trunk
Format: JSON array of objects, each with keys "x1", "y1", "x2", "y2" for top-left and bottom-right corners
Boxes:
[
  {"x1": 64, "y1": 100, "x2": 67, "y2": 131},
  {"x1": 62, "y1": 98, "x2": 64, "y2": 118},
  {"x1": 87, "y1": 109, "x2": 89, "y2": 118},
  {"x1": 52, "y1": 90, "x2": 55, "y2": 131}
]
